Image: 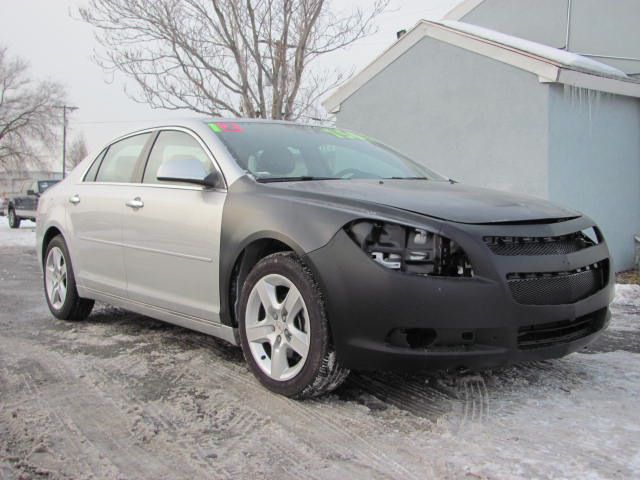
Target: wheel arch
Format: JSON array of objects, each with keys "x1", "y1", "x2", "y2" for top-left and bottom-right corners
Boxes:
[
  {"x1": 223, "y1": 232, "x2": 307, "y2": 328},
  {"x1": 41, "y1": 226, "x2": 64, "y2": 263}
]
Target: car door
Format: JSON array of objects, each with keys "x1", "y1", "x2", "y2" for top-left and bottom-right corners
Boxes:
[
  {"x1": 67, "y1": 132, "x2": 153, "y2": 298},
  {"x1": 14, "y1": 181, "x2": 32, "y2": 216},
  {"x1": 25, "y1": 181, "x2": 38, "y2": 214},
  {"x1": 121, "y1": 129, "x2": 226, "y2": 322}
]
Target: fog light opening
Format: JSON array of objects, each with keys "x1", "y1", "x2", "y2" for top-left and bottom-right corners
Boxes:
[
  {"x1": 387, "y1": 328, "x2": 437, "y2": 349},
  {"x1": 461, "y1": 331, "x2": 475, "y2": 342}
]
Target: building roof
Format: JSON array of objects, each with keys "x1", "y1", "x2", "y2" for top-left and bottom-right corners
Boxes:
[
  {"x1": 323, "y1": 19, "x2": 640, "y2": 114},
  {"x1": 442, "y1": 21, "x2": 627, "y2": 79},
  {"x1": 443, "y1": 0, "x2": 485, "y2": 21}
]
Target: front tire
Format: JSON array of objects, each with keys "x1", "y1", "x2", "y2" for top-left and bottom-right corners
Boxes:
[
  {"x1": 8, "y1": 208, "x2": 21, "y2": 229},
  {"x1": 238, "y1": 252, "x2": 349, "y2": 398},
  {"x1": 44, "y1": 235, "x2": 94, "y2": 321}
]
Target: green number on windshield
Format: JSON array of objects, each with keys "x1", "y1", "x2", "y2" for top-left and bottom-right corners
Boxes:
[{"x1": 322, "y1": 128, "x2": 369, "y2": 141}]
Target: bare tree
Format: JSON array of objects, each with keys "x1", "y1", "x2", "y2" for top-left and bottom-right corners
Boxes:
[
  {"x1": 67, "y1": 134, "x2": 89, "y2": 169},
  {"x1": 0, "y1": 46, "x2": 67, "y2": 172},
  {"x1": 80, "y1": 0, "x2": 388, "y2": 121}
]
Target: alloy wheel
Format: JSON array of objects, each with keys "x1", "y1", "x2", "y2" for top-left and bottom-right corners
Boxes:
[
  {"x1": 45, "y1": 246, "x2": 68, "y2": 310},
  {"x1": 245, "y1": 273, "x2": 310, "y2": 381}
]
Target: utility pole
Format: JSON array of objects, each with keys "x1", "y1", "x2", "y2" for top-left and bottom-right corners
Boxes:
[{"x1": 55, "y1": 105, "x2": 78, "y2": 178}]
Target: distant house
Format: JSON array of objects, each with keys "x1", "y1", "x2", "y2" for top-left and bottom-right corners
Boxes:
[{"x1": 323, "y1": 1, "x2": 640, "y2": 271}]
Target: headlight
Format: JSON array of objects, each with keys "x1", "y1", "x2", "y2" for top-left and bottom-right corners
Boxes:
[{"x1": 345, "y1": 220, "x2": 474, "y2": 278}]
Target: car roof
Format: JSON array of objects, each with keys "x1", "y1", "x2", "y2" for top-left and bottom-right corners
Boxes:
[{"x1": 109, "y1": 117, "x2": 321, "y2": 141}]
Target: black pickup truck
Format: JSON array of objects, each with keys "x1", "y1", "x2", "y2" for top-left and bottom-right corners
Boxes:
[{"x1": 6, "y1": 179, "x2": 60, "y2": 228}]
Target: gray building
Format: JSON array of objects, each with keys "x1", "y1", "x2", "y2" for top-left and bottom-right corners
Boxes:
[
  {"x1": 323, "y1": 3, "x2": 640, "y2": 271},
  {"x1": 0, "y1": 171, "x2": 62, "y2": 197},
  {"x1": 448, "y1": 0, "x2": 640, "y2": 76}
]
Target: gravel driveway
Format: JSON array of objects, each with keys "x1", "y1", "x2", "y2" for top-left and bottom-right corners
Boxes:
[{"x1": 1, "y1": 221, "x2": 639, "y2": 479}]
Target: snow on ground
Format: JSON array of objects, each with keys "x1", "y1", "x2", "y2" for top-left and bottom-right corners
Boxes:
[
  {"x1": 0, "y1": 217, "x2": 36, "y2": 248},
  {"x1": 614, "y1": 283, "x2": 640, "y2": 307},
  {"x1": 1, "y1": 224, "x2": 639, "y2": 479},
  {"x1": 611, "y1": 284, "x2": 640, "y2": 333}
]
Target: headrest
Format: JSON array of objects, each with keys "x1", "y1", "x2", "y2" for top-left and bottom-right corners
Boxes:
[
  {"x1": 255, "y1": 147, "x2": 296, "y2": 176},
  {"x1": 109, "y1": 155, "x2": 137, "y2": 182}
]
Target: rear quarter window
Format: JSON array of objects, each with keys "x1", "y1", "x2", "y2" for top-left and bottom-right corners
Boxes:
[{"x1": 83, "y1": 149, "x2": 107, "y2": 182}]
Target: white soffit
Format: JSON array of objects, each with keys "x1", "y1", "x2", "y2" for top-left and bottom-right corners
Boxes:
[{"x1": 322, "y1": 20, "x2": 640, "y2": 113}]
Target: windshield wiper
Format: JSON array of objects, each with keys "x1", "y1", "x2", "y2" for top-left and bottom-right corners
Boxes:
[
  {"x1": 387, "y1": 176, "x2": 429, "y2": 180},
  {"x1": 258, "y1": 176, "x2": 343, "y2": 183}
]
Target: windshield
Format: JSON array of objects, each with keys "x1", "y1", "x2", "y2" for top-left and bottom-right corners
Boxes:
[{"x1": 206, "y1": 122, "x2": 446, "y2": 182}]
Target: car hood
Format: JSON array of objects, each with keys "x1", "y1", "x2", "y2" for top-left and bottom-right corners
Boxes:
[{"x1": 269, "y1": 179, "x2": 579, "y2": 224}]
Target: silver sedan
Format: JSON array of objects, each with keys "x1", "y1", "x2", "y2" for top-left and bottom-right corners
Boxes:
[{"x1": 37, "y1": 118, "x2": 612, "y2": 398}]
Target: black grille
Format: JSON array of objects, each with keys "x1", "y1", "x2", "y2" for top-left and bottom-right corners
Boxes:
[
  {"x1": 485, "y1": 231, "x2": 597, "y2": 256},
  {"x1": 507, "y1": 261, "x2": 607, "y2": 305},
  {"x1": 518, "y1": 308, "x2": 608, "y2": 350}
]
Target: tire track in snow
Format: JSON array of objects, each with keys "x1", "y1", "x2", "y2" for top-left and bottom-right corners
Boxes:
[
  {"x1": 441, "y1": 373, "x2": 491, "y2": 432},
  {"x1": 346, "y1": 372, "x2": 456, "y2": 420},
  {"x1": 202, "y1": 358, "x2": 426, "y2": 480},
  {"x1": 52, "y1": 312, "x2": 442, "y2": 478},
  {"x1": 76, "y1": 354, "x2": 237, "y2": 479},
  {"x1": 1, "y1": 337, "x2": 211, "y2": 480},
  {"x1": 71, "y1": 327, "x2": 329, "y2": 479},
  {"x1": 48, "y1": 315, "x2": 281, "y2": 478},
  {"x1": 10, "y1": 365, "x2": 120, "y2": 478},
  {"x1": 144, "y1": 326, "x2": 417, "y2": 476},
  {"x1": 1, "y1": 346, "x2": 115, "y2": 479}
]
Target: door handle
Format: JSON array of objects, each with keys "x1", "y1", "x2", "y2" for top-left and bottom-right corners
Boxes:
[
  {"x1": 69, "y1": 194, "x2": 80, "y2": 205},
  {"x1": 126, "y1": 197, "x2": 144, "y2": 209}
]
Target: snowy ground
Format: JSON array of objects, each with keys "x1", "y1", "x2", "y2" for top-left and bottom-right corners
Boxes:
[
  {"x1": 0, "y1": 218, "x2": 36, "y2": 247},
  {"x1": 1, "y1": 218, "x2": 639, "y2": 479}
]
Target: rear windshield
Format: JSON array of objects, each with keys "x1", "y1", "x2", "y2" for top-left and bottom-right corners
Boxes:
[
  {"x1": 206, "y1": 121, "x2": 446, "y2": 182},
  {"x1": 38, "y1": 180, "x2": 59, "y2": 193}
]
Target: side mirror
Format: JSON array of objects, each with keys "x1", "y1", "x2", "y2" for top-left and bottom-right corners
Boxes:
[
  {"x1": 27, "y1": 189, "x2": 36, "y2": 196},
  {"x1": 156, "y1": 158, "x2": 223, "y2": 189}
]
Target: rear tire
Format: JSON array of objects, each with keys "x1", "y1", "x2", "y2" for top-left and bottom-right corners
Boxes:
[
  {"x1": 44, "y1": 235, "x2": 94, "y2": 321},
  {"x1": 238, "y1": 252, "x2": 349, "y2": 399},
  {"x1": 8, "y1": 208, "x2": 21, "y2": 229}
]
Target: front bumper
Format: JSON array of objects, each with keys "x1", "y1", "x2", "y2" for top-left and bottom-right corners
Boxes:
[{"x1": 306, "y1": 216, "x2": 614, "y2": 372}]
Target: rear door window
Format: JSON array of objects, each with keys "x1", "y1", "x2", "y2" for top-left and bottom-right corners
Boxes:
[
  {"x1": 96, "y1": 133, "x2": 151, "y2": 183},
  {"x1": 37, "y1": 180, "x2": 59, "y2": 193}
]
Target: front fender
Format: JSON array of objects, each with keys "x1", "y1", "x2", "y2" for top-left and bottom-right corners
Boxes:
[{"x1": 217, "y1": 176, "x2": 449, "y2": 326}]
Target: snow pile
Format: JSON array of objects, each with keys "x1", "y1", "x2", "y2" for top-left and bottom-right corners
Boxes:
[
  {"x1": 0, "y1": 218, "x2": 36, "y2": 248},
  {"x1": 439, "y1": 20, "x2": 629, "y2": 79},
  {"x1": 610, "y1": 283, "x2": 640, "y2": 333},
  {"x1": 615, "y1": 283, "x2": 640, "y2": 306}
]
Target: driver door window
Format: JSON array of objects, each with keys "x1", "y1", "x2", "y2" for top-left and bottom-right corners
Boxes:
[{"x1": 143, "y1": 130, "x2": 214, "y2": 184}]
